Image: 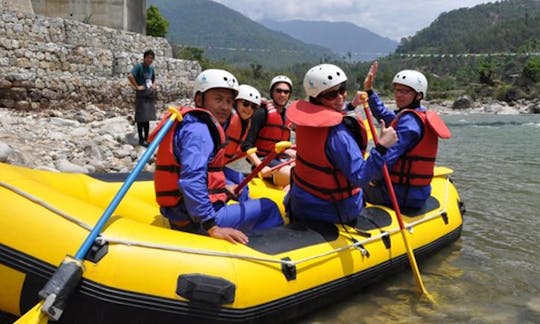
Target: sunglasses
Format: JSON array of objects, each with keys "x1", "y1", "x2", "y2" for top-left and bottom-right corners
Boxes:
[
  {"x1": 320, "y1": 83, "x2": 347, "y2": 100},
  {"x1": 241, "y1": 100, "x2": 259, "y2": 109},
  {"x1": 274, "y1": 88, "x2": 291, "y2": 95}
]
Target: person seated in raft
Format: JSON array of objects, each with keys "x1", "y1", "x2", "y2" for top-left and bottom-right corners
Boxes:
[
  {"x1": 222, "y1": 84, "x2": 262, "y2": 202},
  {"x1": 241, "y1": 75, "x2": 296, "y2": 187},
  {"x1": 283, "y1": 64, "x2": 398, "y2": 225},
  {"x1": 151, "y1": 69, "x2": 283, "y2": 244},
  {"x1": 358, "y1": 61, "x2": 451, "y2": 210}
]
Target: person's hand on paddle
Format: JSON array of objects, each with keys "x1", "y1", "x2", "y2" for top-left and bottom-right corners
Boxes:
[
  {"x1": 208, "y1": 225, "x2": 249, "y2": 244},
  {"x1": 284, "y1": 148, "x2": 296, "y2": 159},
  {"x1": 364, "y1": 61, "x2": 379, "y2": 91},
  {"x1": 352, "y1": 90, "x2": 369, "y2": 107},
  {"x1": 259, "y1": 166, "x2": 272, "y2": 178},
  {"x1": 225, "y1": 184, "x2": 240, "y2": 201},
  {"x1": 378, "y1": 119, "x2": 398, "y2": 148}
]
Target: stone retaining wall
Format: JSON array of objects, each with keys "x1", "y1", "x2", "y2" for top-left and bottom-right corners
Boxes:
[{"x1": 0, "y1": 9, "x2": 201, "y2": 111}]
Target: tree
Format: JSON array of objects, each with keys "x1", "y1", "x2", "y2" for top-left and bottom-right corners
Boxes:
[
  {"x1": 146, "y1": 5, "x2": 169, "y2": 37},
  {"x1": 250, "y1": 63, "x2": 263, "y2": 79},
  {"x1": 477, "y1": 58, "x2": 497, "y2": 86},
  {"x1": 523, "y1": 57, "x2": 540, "y2": 82}
]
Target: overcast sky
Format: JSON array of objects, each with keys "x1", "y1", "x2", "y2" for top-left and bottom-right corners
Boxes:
[{"x1": 213, "y1": 0, "x2": 496, "y2": 41}]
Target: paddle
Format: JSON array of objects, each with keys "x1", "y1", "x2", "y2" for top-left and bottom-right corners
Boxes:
[
  {"x1": 226, "y1": 147, "x2": 256, "y2": 164},
  {"x1": 234, "y1": 141, "x2": 292, "y2": 195},
  {"x1": 360, "y1": 94, "x2": 433, "y2": 299},
  {"x1": 260, "y1": 158, "x2": 295, "y2": 177},
  {"x1": 16, "y1": 108, "x2": 184, "y2": 323}
]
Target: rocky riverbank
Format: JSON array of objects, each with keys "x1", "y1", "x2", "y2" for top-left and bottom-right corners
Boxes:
[
  {"x1": 424, "y1": 96, "x2": 540, "y2": 115},
  {"x1": 0, "y1": 97, "x2": 537, "y2": 173},
  {"x1": 0, "y1": 101, "x2": 189, "y2": 173}
]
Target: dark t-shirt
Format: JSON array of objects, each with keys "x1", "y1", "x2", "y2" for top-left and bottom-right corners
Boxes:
[
  {"x1": 241, "y1": 107, "x2": 267, "y2": 152},
  {"x1": 131, "y1": 63, "x2": 155, "y2": 88}
]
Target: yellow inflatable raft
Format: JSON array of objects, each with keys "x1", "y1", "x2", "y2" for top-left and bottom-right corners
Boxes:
[{"x1": 0, "y1": 162, "x2": 464, "y2": 323}]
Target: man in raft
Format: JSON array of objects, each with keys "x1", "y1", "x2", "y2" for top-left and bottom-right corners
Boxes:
[
  {"x1": 151, "y1": 69, "x2": 283, "y2": 244},
  {"x1": 359, "y1": 62, "x2": 451, "y2": 210}
]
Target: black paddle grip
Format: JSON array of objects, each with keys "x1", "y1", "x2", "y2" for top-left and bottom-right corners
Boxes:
[{"x1": 38, "y1": 256, "x2": 84, "y2": 321}]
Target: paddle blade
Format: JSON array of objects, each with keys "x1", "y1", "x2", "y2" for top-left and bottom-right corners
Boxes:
[{"x1": 14, "y1": 301, "x2": 48, "y2": 324}]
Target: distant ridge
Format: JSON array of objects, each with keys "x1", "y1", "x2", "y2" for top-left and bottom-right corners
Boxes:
[
  {"x1": 259, "y1": 19, "x2": 398, "y2": 62},
  {"x1": 147, "y1": 0, "x2": 337, "y2": 68}
]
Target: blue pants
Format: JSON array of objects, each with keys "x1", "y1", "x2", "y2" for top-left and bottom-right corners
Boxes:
[
  {"x1": 363, "y1": 181, "x2": 429, "y2": 210},
  {"x1": 215, "y1": 198, "x2": 283, "y2": 232}
]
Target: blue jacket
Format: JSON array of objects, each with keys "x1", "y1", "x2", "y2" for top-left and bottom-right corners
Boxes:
[
  {"x1": 160, "y1": 114, "x2": 221, "y2": 223},
  {"x1": 366, "y1": 92, "x2": 431, "y2": 208},
  {"x1": 285, "y1": 123, "x2": 387, "y2": 224}
]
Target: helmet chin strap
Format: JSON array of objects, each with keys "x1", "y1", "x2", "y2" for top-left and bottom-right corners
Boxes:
[{"x1": 407, "y1": 99, "x2": 421, "y2": 109}]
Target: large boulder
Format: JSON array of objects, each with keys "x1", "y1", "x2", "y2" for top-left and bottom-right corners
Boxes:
[
  {"x1": 452, "y1": 95, "x2": 474, "y2": 109},
  {"x1": 528, "y1": 102, "x2": 540, "y2": 114}
]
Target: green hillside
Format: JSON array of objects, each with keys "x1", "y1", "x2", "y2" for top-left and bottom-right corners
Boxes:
[
  {"x1": 147, "y1": 0, "x2": 336, "y2": 69},
  {"x1": 397, "y1": 0, "x2": 540, "y2": 54},
  {"x1": 339, "y1": 0, "x2": 540, "y2": 102}
]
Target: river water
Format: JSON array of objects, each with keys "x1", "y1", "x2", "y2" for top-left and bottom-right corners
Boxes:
[{"x1": 301, "y1": 114, "x2": 540, "y2": 323}]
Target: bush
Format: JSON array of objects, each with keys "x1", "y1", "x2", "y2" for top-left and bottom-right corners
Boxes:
[
  {"x1": 146, "y1": 5, "x2": 169, "y2": 38},
  {"x1": 523, "y1": 57, "x2": 540, "y2": 82}
]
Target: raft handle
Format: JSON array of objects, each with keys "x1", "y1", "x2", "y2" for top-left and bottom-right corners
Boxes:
[
  {"x1": 177, "y1": 274, "x2": 235, "y2": 305},
  {"x1": 459, "y1": 201, "x2": 466, "y2": 216},
  {"x1": 381, "y1": 232, "x2": 391, "y2": 249},
  {"x1": 85, "y1": 236, "x2": 109, "y2": 263},
  {"x1": 281, "y1": 257, "x2": 296, "y2": 281},
  {"x1": 441, "y1": 212, "x2": 449, "y2": 224}
]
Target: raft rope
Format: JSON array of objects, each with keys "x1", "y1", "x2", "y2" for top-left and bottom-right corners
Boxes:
[
  {"x1": 0, "y1": 176, "x2": 451, "y2": 268},
  {"x1": 0, "y1": 181, "x2": 93, "y2": 231}
]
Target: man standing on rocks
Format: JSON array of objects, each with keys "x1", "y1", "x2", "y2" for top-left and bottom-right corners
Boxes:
[{"x1": 128, "y1": 49, "x2": 157, "y2": 147}]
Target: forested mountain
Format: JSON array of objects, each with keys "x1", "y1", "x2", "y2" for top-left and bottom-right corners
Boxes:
[
  {"x1": 259, "y1": 19, "x2": 398, "y2": 62},
  {"x1": 397, "y1": 0, "x2": 540, "y2": 54},
  {"x1": 337, "y1": 0, "x2": 540, "y2": 101},
  {"x1": 146, "y1": 0, "x2": 336, "y2": 68}
]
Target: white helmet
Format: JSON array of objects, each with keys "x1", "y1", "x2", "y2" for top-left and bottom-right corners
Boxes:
[
  {"x1": 303, "y1": 64, "x2": 347, "y2": 98},
  {"x1": 236, "y1": 84, "x2": 261, "y2": 106},
  {"x1": 193, "y1": 69, "x2": 239, "y2": 99},
  {"x1": 269, "y1": 75, "x2": 293, "y2": 91},
  {"x1": 392, "y1": 70, "x2": 428, "y2": 97}
]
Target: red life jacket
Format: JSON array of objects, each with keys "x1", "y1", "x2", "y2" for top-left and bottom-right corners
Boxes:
[
  {"x1": 286, "y1": 100, "x2": 368, "y2": 201},
  {"x1": 224, "y1": 111, "x2": 250, "y2": 163},
  {"x1": 254, "y1": 100, "x2": 291, "y2": 156},
  {"x1": 389, "y1": 109, "x2": 451, "y2": 186},
  {"x1": 150, "y1": 107, "x2": 227, "y2": 207}
]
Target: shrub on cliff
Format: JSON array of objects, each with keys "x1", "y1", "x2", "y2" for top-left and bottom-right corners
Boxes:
[
  {"x1": 523, "y1": 57, "x2": 540, "y2": 83},
  {"x1": 146, "y1": 5, "x2": 169, "y2": 38}
]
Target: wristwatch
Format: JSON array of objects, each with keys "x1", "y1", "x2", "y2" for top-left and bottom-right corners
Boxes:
[{"x1": 202, "y1": 219, "x2": 216, "y2": 232}]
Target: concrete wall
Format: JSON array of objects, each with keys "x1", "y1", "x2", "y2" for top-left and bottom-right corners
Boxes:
[
  {"x1": 1, "y1": 0, "x2": 34, "y2": 14},
  {"x1": 30, "y1": 0, "x2": 146, "y2": 34}
]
